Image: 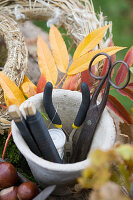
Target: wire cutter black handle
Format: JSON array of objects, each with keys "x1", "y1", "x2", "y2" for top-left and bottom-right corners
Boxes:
[
  {"x1": 72, "y1": 82, "x2": 90, "y2": 129},
  {"x1": 43, "y1": 82, "x2": 90, "y2": 129},
  {"x1": 43, "y1": 82, "x2": 62, "y2": 128}
]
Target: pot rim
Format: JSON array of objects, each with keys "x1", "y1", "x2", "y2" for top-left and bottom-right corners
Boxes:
[
  {"x1": 12, "y1": 90, "x2": 115, "y2": 172},
  {"x1": 12, "y1": 121, "x2": 91, "y2": 172}
]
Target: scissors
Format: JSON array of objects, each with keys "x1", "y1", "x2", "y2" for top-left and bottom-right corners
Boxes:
[
  {"x1": 70, "y1": 52, "x2": 130, "y2": 163},
  {"x1": 43, "y1": 81, "x2": 90, "y2": 162}
]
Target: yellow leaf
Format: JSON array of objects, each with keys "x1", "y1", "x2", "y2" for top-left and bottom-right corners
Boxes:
[
  {"x1": 0, "y1": 72, "x2": 25, "y2": 107},
  {"x1": 37, "y1": 35, "x2": 58, "y2": 86},
  {"x1": 49, "y1": 25, "x2": 69, "y2": 73},
  {"x1": 73, "y1": 24, "x2": 111, "y2": 60},
  {"x1": 21, "y1": 82, "x2": 37, "y2": 98},
  {"x1": 20, "y1": 75, "x2": 37, "y2": 92},
  {"x1": 68, "y1": 46, "x2": 126, "y2": 75},
  {"x1": 116, "y1": 144, "x2": 133, "y2": 161},
  {"x1": 21, "y1": 75, "x2": 37, "y2": 90}
]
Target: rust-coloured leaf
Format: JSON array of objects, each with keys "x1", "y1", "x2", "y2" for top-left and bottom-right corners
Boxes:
[
  {"x1": 107, "y1": 94, "x2": 133, "y2": 124},
  {"x1": 68, "y1": 46, "x2": 126, "y2": 75},
  {"x1": 115, "y1": 46, "x2": 133, "y2": 85},
  {"x1": 49, "y1": 25, "x2": 69, "y2": 73},
  {"x1": 62, "y1": 74, "x2": 81, "y2": 91},
  {"x1": 0, "y1": 72, "x2": 25, "y2": 107},
  {"x1": 81, "y1": 66, "x2": 95, "y2": 90},
  {"x1": 101, "y1": 39, "x2": 116, "y2": 77},
  {"x1": 37, "y1": 35, "x2": 58, "y2": 85},
  {"x1": 127, "y1": 83, "x2": 133, "y2": 89},
  {"x1": 118, "y1": 88, "x2": 133, "y2": 101},
  {"x1": 73, "y1": 24, "x2": 111, "y2": 60},
  {"x1": 36, "y1": 74, "x2": 47, "y2": 93},
  {"x1": 21, "y1": 82, "x2": 37, "y2": 98}
]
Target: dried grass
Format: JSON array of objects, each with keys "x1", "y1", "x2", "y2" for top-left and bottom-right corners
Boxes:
[
  {"x1": 0, "y1": 14, "x2": 28, "y2": 130},
  {"x1": 0, "y1": 0, "x2": 112, "y2": 46},
  {"x1": 0, "y1": 0, "x2": 112, "y2": 130}
]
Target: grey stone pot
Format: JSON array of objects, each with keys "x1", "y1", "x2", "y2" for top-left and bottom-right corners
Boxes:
[{"x1": 12, "y1": 89, "x2": 116, "y2": 188}]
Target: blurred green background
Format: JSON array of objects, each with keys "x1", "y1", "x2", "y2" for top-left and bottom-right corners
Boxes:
[
  {"x1": 93, "y1": 0, "x2": 133, "y2": 113},
  {"x1": 34, "y1": 0, "x2": 133, "y2": 114},
  {"x1": 93, "y1": 0, "x2": 133, "y2": 60}
]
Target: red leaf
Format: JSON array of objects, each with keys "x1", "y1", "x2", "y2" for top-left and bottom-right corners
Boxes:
[
  {"x1": 115, "y1": 46, "x2": 133, "y2": 85},
  {"x1": 107, "y1": 94, "x2": 133, "y2": 124},
  {"x1": 62, "y1": 74, "x2": 81, "y2": 91},
  {"x1": 37, "y1": 74, "x2": 47, "y2": 93},
  {"x1": 118, "y1": 88, "x2": 133, "y2": 101},
  {"x1": 101, "y1": 39, "x2": 116, "y2": 77},
  {"x1": 127, "y1": 83, "x2": 133, "y2": 89},
  {"x1": 81, "y1": 66, "x2": 95, "y2": 90}
]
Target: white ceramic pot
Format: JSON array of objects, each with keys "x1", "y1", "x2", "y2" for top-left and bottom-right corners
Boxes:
[{"x1": 12, "y1": 89, "x2": 116, "y2": 187}]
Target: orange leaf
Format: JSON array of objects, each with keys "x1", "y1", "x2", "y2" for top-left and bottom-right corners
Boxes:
[
  {"x1": 49, "y1": 25, "x2": 69, "y2": 73},
  {"x1": 68, "y1": 46, "x2": 126, "y2": 75},
  {"x1": 81, "y1": 66, "x2": 95, "y2": 90},
  {"x1": 0, "y1": 72, "x2": 25, "y2": 107},
  {"x1": 37, "y1": 74, "x2": 47, "y2": 93},
  {"x1": 62, "y1": 74, "x2": 81, "y2": 91},
  {"x1": 73, "y1": 24, "x2": 111, "y2": 60},
  {"x1": 21, "y1": 75, "x2": 37, "y2": 91},
  {"x1": 21, "y1": 82, "x2": 37, "y2": 98},
  {"x1": 37, "y1": 35, "x2": 58, "y2": 85}
]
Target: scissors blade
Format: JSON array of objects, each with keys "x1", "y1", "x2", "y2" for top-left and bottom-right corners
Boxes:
[
  {"x1": 64, "y1": 82, "x2": 90, "y2": 162},
  {"x1": 33, "y1": 185, "x2": 56, "y2": 200},
  {"x1": 70, "y1": 105, "x2": 100, "y2": 163}
]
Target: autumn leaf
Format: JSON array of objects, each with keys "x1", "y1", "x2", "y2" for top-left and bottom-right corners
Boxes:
[
  {"x1": 118, "y1": 88, "x2": 133, "y2": 101},
  {"x1": 90, "y1": 149, "x2": 117, "y2": 167},
  {"x1": 20, "y1": 75, "x2": 37, "y2": 98},
  {"x1": 101, "y1": 39, "x2": 116, "y2": 77},
  {"x1": 115, "y1": 46, "x2": 133, "y2": 86},
  {"x1": 107, "y1": 94, "x2": 133, "y2": 124},
  {"x1": 0, "y1": 72, "x2": 25, "y2": 107},
  {"x1": 116, "y1": 145, "x2": 133, "y2": 161},
  {"x1": 37, "y1": 35, "x2": 58, "y2": 85},
  {"x1": 127, "y1": 83, "x2": 133, "y2": 89},
  {"x1": 73, "y1": 24, "x2": 111, "y2": 60},
  {"x1": 81, "y1": 70, "x2": 94, "y2": 90},
  {"x1": 62, "y1": 74, "x2": 81, "y2": 90},
  {"x1": 21, "y1": 82, "x2": 37, "y2": 98},
  {"x1": 68, "y1": 46, "x2": 126, "y2": 75},
  {"x1": 36, "y1": 74, "x2": 47, "y2": 93},
  {"x1": 21, "y1": 75, "x2": 37, "y2": 91},
  {"x1": 49, "y1": 25, "x2": 69, "y2": 73}
]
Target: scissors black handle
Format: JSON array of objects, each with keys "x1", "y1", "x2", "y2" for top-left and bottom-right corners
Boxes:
[
  {"x1": 71, "y1": 52, "x2": 130, "y2": 163},
  {"x1": 89, "y1": 53, "x2": 130, "y2": 111},
  {"x1": 43, "y1": 82, "x2": 90, "y2": 129}
]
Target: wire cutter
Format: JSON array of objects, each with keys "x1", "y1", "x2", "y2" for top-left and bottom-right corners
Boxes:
[
  {"x1": 43, "y1": 81, "x2": 90, "y2": 162},
  {"x1": 70, "y1": 52, "x2": 130, "y2": 163}
]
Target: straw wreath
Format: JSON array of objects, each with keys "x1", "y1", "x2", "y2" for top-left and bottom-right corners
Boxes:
[{"x1": 0, "y1": 0, "x2": 112, "y2": 131}]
